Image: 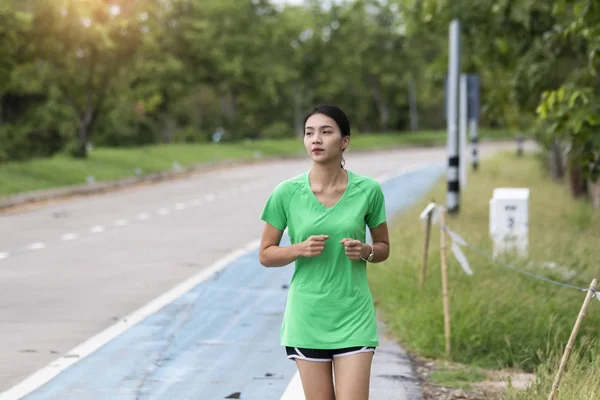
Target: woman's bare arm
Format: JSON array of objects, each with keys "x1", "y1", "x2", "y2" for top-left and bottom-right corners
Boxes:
[
  {"x1": 363, "y1": 222, "x2": 390, "y2": 263},
  {"x1": 258, "y1": 223, "x2": 301, "y2": 267}
]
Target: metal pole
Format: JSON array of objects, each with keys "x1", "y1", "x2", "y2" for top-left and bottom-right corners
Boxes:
[
  {"x1": 408, "y1": 77, "x2": 419, "y2": 131},
  {"x1": 516, "y1": 132, "x2": 525, "y2": 157},
  {"x1": 447, "y1": 20, "x2": 460, "y2": 214},
  {"x1": 467, "y1": 74, "x2": 480, "y2": 171},
  {"x1": 459, "y1": 74, "x2": 468, "y2": 189},
  {"x1": 470, "y1": 119, "x2": 479, "y2": 170}
]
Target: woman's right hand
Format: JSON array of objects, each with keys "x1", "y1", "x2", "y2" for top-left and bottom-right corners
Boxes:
[{"x1": 297, "y1": 235, "x2": 329, "y2": 257}]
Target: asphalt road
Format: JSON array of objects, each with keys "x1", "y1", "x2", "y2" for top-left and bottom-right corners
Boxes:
[{"x1": 0, "y1": 142, "x2": 525, "y2": 395}]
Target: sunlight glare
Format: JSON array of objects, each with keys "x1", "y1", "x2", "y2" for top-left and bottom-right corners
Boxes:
[{"x1": 109, "y1": 5, "x2": 121, "y2": 16}]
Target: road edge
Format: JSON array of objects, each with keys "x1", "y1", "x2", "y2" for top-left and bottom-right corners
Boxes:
[{"x1": 0, "y1": 139, "x2": 513, "y2": 213}]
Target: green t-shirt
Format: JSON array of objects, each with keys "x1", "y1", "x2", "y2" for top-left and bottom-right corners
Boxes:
[{"x1": 260, "y1": 169, "x2": 387, "y2": 349}]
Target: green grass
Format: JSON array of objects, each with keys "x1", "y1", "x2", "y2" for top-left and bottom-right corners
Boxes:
[
  {"x1": 505, "y1": 339, "x2": 600, "y2": 399},
  {"x1": 369, "y1": 152, "x2": 600, "y2": 394},
  {"x1": 0, "y1": 128, "x2": 510, "y2": 197},
  {"x1": 429, "y1": 363, "x2": 487, "y2": 390}
]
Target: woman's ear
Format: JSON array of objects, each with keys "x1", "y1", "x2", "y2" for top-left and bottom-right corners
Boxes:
[{"x1": 342, "y1": 136, "x2": 350, "y2": 151}]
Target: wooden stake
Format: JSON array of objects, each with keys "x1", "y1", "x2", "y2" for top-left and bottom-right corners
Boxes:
[
  {"x1": 547, "y1": 278, "x2": 597, "y2": 400},
  {"x1": 420, "y1": 210, "x2": 433, "y2": 287},
  {"x1": 440, "y1": 209, "x2": 451, "y2": 357}
]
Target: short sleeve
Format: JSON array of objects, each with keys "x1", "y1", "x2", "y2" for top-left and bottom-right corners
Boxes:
[
  {"x1": 260, "y1": 182, "x2": 288, "y2": 231},
  {"x1": 365, "y1": 182, "x2": 387, "y2": 228}
]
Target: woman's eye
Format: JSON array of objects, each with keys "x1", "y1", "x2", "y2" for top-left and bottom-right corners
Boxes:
[{"x1": 323, "y1": 131, "x2": 332, "y2": 134}]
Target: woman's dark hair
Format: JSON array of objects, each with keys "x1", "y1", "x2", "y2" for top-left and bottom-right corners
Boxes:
[{"x1": 304, "y1": 105, "x2": 351, "y2": 137}]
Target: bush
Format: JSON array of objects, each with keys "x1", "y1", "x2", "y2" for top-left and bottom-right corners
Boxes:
[
  {"x1": 0, "y1": 123, "x2": 66, "y2": 162},
  {"x1": 260, "y1": 121, "x2": 295, "y2": 139}
]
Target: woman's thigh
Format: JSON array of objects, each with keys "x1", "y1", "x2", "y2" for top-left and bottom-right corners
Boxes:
[
  {"x1": 295, "y1": 359, "x2": 335, "y2": 400},
  {"x1": 332, "y1": 350, "x2": 374, "y2": 400}
]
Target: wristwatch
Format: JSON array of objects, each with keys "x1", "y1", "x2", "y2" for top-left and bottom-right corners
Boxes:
[{"x1": 362, "y1": 244, "x2": 374, "y2": 262}]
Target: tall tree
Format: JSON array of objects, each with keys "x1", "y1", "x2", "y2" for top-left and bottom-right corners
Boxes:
[
  {"x1": 0, "y1": 1, "x2": 32, "y2": 122},
  {"x1": 29, "y1": 0, "x2": 150, "y2": 157},
  {"x1": 535, "y1": 0, "x2": 600, "y2": 206}
]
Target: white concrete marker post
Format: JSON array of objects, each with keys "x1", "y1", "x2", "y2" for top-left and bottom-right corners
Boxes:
[{"x1": 489, "y1": 188, "x2": 530, "y2": 257}]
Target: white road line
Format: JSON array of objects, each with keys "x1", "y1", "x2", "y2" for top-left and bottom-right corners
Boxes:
[
  {"x1": 61, "y1": 233, "x2": 79, "y2": 241},
  {"x1": 280, "y1": 372, "x2": 304, "y2": 400},
  {"x1": 114, "y1": 219, "x2": 129, "y2": 226},
  {"x1": 90, "y1": 226, "x2": 105, "y2": 234},
  {"x1": 1, "y1": 181, "x2": 272, "y2": 263},
  {"x1": 24, "y1": 242, "x2": 46, "y2": 251},
  {"x1": 0, "y1": 239, "x2": 261, "y2": 400}
]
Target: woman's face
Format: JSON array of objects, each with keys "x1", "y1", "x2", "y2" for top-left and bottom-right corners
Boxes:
[{"x1": 303, "y1": 113, "x2": 348, "y2": 165}]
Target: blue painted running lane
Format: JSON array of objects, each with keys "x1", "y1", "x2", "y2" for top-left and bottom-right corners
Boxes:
[{"x1": 22, "y1": 165, "x2": 444, "y2": 400}]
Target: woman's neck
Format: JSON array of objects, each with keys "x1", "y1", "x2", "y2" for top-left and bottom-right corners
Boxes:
[{"x1": 310, "y1": 161, "x2": 347, "y2": 189}]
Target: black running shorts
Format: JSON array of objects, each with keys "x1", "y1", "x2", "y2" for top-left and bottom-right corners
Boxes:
[{"x1": 286, "y1": 346, "x2": 376, "y2": 362}]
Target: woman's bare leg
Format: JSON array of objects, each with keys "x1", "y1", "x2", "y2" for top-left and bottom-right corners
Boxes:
[
  {"x1": 332, "y1": 352, "x2": 374, "y2": 400},
  {"x1": 295, "y1": 359, "x2": 336, "y2": 400}
]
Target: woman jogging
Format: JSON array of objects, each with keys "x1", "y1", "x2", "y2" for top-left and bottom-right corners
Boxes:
[{"x1": 258, "y1": 105, "x2": 390, "y2": 400}]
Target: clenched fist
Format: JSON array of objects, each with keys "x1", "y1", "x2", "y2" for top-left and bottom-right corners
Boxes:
[
  {"x1": 298, "y1": 235, "x2": 329, "y2": 257},
  {"x1": 340, "y1": 238, "x2": 368, "y2": 261}
]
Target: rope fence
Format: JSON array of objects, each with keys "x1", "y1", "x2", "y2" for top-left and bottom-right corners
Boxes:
[{"x1": 418, "y1": 203, "x2": 598, "y2": 400}]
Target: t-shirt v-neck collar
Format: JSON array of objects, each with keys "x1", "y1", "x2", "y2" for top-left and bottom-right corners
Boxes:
[{"x1": 305, "y1": 169, "x2": 353, "y2": 211}]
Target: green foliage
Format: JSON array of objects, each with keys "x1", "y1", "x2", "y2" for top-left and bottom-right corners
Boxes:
[
  {"x1": 526, "y1": 0, "x2": 600, "y2": 185},
  {"x1": 0, "y1": 123, "x2": 66, "y2": 162},
  {"x1": 29, "y1": 0, "x2": 151, "y2": 157},
  {"x1": 0, "y1": 0, "x2": 458, "y2": 163},
  {"x1": 0, "y1": 1, "x2": 31, "y2": 93},
  {"x1": 536, "y1": 85, "x2": 600, "y2": 181},
  {"x1": 1, "y1": 0, "x2": 598, "y2": 183},
  {"x1": 261, "y1": 121, "x2": 295, "y2": 140}
]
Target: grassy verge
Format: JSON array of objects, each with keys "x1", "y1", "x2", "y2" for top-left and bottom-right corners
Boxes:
[
  {"x1": 505, "y1": 340, "x2": 600, "y2": 399},
  {"x1": 369, "y1": 151, "x2": 600, "y2": 398},
  {"x1": 0, "y1": 128, "x2": 510, "y2": 197}
]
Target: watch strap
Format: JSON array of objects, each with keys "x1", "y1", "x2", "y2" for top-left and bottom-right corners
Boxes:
[{"x1": 362, "y1": 244, "x2": 374, "y2": 262}]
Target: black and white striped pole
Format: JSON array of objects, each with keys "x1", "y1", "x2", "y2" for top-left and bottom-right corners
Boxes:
[
  {"x1": 467, "y1": 74, "x2": 480, "y2": 171},
  {"x1": 446, "y1": 19, "x2": 461, "y2": 214}
]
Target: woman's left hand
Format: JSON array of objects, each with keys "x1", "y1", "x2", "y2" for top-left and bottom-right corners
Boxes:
[{"x1": 340, "y1": 238, "x2": 368, "y2": 260}]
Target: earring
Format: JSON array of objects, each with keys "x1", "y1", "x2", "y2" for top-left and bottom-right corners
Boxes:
[{"x1": 341, "y1": 156, "x2": 346, "y2": 168}]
